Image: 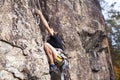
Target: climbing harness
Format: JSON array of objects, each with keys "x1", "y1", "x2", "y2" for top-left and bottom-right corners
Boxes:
[
  {"x1": 31, "y1": 1, "x2": 69, "y2": 80},
  {"x1": 55, "y1": 50, "x2": 69, "y2": 80}
]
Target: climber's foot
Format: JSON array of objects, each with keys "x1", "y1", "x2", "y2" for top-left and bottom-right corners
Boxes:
[{"x1": 50, "y1": 64, "x2": 60, "y2": 74}]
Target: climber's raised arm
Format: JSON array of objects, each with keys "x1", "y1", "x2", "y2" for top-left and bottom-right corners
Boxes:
[{"x1": 35, "y1": 8, "x2": 54, "y2": 36}]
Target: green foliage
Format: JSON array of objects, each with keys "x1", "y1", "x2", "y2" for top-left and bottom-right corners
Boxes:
[
  {"x1": 106, "y1": 9, "x2": 120, "y2": 50},
  {"x1": 116, "y1": 14, "x2": 120, "y2": 20},
  {"x1": 100, "y1": 0, "x2": 120, "y2": 80},
  {"x1": 106, "y1": 19, "x2": 116, "y2": 26}
]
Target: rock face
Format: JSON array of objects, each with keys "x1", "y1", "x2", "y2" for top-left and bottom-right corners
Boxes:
[
  {"x1": 0, "y1": 0, "x2": 113, "y2": 80},
  {"x1": 0, "y1": 0, "x2": 50, "y2": 80}
]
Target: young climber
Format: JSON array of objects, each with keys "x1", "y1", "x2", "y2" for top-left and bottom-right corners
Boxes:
[{"x1": 35, "y1": 9, "x2": 64, "y2": 73}]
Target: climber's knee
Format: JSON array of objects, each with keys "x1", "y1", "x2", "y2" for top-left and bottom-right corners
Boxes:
[
  {"x1": 44, "y1": 42, "x2": 58, "y2": 57},
  {"x1": 44, "y1": 42, "x2": 48, "y2": 48},
  {"x1": 44, "y1": 43, "x2": 51, "y2": 50},
  {"x1": 44, "y1": 42, "x2": 54, "y2": 50},
  {"x1": 44, "y1": 42, "x2": 54, "y2": 54}
]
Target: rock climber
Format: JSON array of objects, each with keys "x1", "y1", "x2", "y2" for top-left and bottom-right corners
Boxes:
[{"x1": 35, "y1": 8, "x2": 64, "y2": 73}]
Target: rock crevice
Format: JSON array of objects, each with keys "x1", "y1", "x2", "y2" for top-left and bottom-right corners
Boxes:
[{"x1": 0, "y1": 0, "x2": 113, "y2": 80}]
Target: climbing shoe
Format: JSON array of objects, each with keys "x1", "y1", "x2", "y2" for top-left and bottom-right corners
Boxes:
[{"x1": 49, "y1": 64, "x2": 60, "y2": 74}]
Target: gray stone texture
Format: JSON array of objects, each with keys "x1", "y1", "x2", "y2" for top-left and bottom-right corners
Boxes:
[{"x1": 0, "y1": 0, "x2": 113, "y2": 80}]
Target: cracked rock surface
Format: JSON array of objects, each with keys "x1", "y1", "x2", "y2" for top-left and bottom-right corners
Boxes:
[
  {"x1": 0, "y1": 0, "x2": 113, "y2": 80},
  {"x1": 0, "y1": 0, "x2": 50, "y2": 80}
]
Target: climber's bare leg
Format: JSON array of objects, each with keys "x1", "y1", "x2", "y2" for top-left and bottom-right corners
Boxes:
[{"x1": 44, "y1": 42, "x2": 58, "y2": 64}]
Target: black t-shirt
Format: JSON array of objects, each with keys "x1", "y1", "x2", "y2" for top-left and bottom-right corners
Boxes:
[{"x1": 47, "y1": 34, "x2": 63, "y2": 50}]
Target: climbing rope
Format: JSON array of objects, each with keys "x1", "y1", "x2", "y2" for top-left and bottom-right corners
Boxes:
[
  {"x1": 60, "y1": 54, "x2": 69, "y2": 80},
  {"x1": 31, "y1": 0, "x2": 41, "y2": 25},
  {"x1": 61, "y1": 72, "x2": 64, "y2": 80},
  {"x1": 36, "y1": 0, "x2": 41, "y2": 11},
  {"x1": 62, "y1": 59, "x2": 69, "y2": 80},
  {"x1": 30, "y1": 1, "x2": 69, "y2": 80}
]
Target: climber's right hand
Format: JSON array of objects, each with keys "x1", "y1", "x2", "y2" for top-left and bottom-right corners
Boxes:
[{"x1": 35, "y1": 8, "x2": 42, "y2": 16}]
